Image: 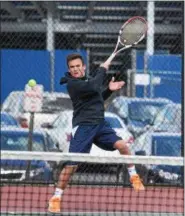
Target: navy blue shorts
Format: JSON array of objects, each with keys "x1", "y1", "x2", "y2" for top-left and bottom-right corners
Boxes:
[{"x1": 69, "y1": 120, "x2": 122, "y2": 154}]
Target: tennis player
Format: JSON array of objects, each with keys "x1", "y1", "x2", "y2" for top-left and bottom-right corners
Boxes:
[{"x1": 48, "y1": 53, "x2": 145, "y2": 213}]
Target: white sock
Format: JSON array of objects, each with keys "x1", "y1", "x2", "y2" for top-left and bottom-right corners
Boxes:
[
  {"x1": 54, "y1": 188, "x2": 63, "y2": 197},
  {"x1": 127, "y1": 166, "x2": 137, "y2": 177}
]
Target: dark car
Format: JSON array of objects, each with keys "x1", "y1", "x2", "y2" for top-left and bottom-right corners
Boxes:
[
  {"x1": 133, "y1": 103, "x2": 181, "y2": 156},
  {"x1": 147, "y1": 133, "x2": 183, "y2": 184},
  {"x1": 1, "y1": 127, "x2": 59, "y2": 183},
  {"x1": 1, "y1": 112, "x2": 20, "y2": 127}
]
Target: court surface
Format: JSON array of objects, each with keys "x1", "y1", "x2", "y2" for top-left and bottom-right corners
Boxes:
[{"x1": 1, "y1": 185, "x2": 184, "y2": 216}]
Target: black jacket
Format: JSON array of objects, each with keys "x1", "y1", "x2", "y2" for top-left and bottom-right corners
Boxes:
[{"x1": 60, "y1": 67, "x2": 113, "y2": 127}]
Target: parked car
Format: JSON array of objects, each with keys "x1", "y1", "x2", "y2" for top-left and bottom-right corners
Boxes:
[
  {"x1": 1, "y1": 112, "x2": 20, "y2": 127},
  {"x1": 1, "y1": 127, "x2": 59, "y2": 183},
  {"x1": 2, "y1": 91, "x2": 72, "y2": 128},
  {"x1": 147, "y1": 133, "x2": 182, "y2": 184},
  {"x1": 132, "y1": 103, "x2": 181, "y2": 156},
  {"x1": 42, "y1": 111, "x2": 134, "y2": 156},
  {"x1": 124, "y1": 132, "x2": 183, "y2": 185},
  {"x1": 107, "y1": 96, "x2": 172, "y2": 138}
]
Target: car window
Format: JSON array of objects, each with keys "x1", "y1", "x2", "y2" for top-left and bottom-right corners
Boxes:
[
  {"x1": 1, "y1": 114, "x2": 19, "y2": 126},
  {"x1": 2, "y1": 95, "x2": 16, "y2": 112},
  {"x1": 46, "y1": 133, "x2": 57, "y2": 150},
  {"x1": 1, "y1": 134, "x2": 45, "y2": 151},
  {"x1": 128, "y1": 102, "x2": 164, "y2": 123},
  {"x1": 107, "y1": 98, "x2": 128, "y2": 119},
  {"x1": 2, "y1": 93, "x2": 24, "y2": 114},
  {"x1": 154, "y1": 106, "x2": 181, "y2": 132},
  {"x1": 2, "y1": 93, "x2": 72, "y2": 115},
  {"x1": 53, "y1": 113, "x2": 72, "y2": 129},
  {"x1": 153, "y1": 136, "x2": 181, "y2": 157},
  {"x1": 41, "y1": 97, "x2": 72, "y2": 113},
  {"x1": 105, "y1": 117, "x2": 122, "y2": 128}
]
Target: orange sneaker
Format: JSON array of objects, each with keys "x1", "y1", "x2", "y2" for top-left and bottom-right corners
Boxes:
[
  {"x1": 48, "y1": 196, "x2": 61, "y2": 213},
  {"x1": 130, "y1": 174, "x2": 145, "y2": 191}
]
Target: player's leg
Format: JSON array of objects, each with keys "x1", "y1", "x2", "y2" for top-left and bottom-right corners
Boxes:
[
  {"x1": 114, "y1": 140, "x2": 145, "y2": 191},
  {"x1": 48, "y1": 124, "x2": 98, "y2": 213},
  {"x1": 94, "y1": 120, "x2": 145, "y2": 191},
  {"x1": 48, "y1": 165, "x2": 77, "y2": 213},
  {"x1": 57, "y1": 165, "x2": 78, "y2": 189}
]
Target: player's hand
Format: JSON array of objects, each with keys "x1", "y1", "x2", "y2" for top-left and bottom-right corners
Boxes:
[
  {"x1": 109, "y1": 77, "x2": 125, "y2": 91},
  {"x1": 100, "y1": 60, "x2": 111, "y2": 70}
]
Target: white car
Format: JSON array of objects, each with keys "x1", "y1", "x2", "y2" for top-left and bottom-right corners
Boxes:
[
  {"x1": 42, "y1": 110, "x2": 134, "y2": 156},
  {"x1": 2, "y1": 91, "x2": 72, "y2": 128}
]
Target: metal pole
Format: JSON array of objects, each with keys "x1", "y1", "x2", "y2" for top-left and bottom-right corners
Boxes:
[
  {"x1": 26, "y1": 111, "x2": 35, "y2": 180},
  {"x1": 87, "y1": 48, "x2": 90, "y2": 76},
  {"x1": 28, "y1": 112, "x2": 34, "y2": 151},
  {"x1": 126, "y1": 69, "x2": 131, "y2": 97},
  {"x1": 47, "y1": 8, "x2": 55, "y2": 92},
  {"x1": 131, "y1": 49, "x2": 136, "y2": 97},
  {"x1": 146, "y1": 1, "x2": 155, "y2": 98},
  {"x1": 143, "y1": 51, "x2": 148, "y2": 98},
  {"x1": 147, "y1": 1, "x2": 155, "y2": 56}
]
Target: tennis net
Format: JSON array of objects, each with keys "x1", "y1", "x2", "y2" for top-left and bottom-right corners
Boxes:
[{"x1": 1, "y1": 151, "x2": 184, "y2": 216}]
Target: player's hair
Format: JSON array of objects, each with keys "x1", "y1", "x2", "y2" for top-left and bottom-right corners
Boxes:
[{"x1": 67, "y1": 53, "x2": 84, "y2": 67}]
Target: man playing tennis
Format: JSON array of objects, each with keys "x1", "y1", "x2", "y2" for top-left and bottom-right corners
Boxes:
[{"x1": 48, "y1": 53, "x2": 145, "y2": 213}]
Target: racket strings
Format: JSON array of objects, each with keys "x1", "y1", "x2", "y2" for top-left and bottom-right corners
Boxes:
[{"x1": 120, "y1": 19, "x2": 147, "y2": 45}]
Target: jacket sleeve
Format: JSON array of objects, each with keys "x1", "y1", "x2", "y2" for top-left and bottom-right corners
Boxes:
[
  {"x1": 69, "y1": 67, "x2": 107, "y2": 94},
  {"x1": 102, "y1": 88, "x2": 113, "y2": 100},
  {"x1": 102, "y1": 72, "x2": 127, "y2": 100},
  {"x1": 91, "y1": 66, "x2": 107, "y2": 78}
]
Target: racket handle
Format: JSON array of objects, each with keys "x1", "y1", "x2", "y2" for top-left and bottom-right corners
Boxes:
[{"x1": 105, "y1": 52, "x2": 116, "y2": 65}]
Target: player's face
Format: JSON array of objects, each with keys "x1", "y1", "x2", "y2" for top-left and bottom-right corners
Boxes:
[{"x1": 68, "y1": 58, "x2": 86, "y2": 78}]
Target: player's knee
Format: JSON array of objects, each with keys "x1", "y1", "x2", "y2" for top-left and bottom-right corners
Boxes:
[{"x1": 114, "y1": 140, "x2": 128, "y2": 152}]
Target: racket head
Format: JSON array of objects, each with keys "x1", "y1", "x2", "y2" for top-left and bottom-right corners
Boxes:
[{"x1": 119, "y1": 16, "x2": 147, "y2": 46}]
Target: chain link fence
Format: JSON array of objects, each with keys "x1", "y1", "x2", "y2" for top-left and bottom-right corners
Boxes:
[{"x1": 1, "y1": 1, "x2": 183, "y2": 178}]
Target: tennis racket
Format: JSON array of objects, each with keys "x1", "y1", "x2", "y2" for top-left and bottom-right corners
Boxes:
[{"x1": 106, "y1": 16, "x2": 147, "y2": 64}]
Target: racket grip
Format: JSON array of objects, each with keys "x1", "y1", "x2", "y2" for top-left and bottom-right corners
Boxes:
[{"x1": 105, "y1": 52, "x2": 116, "y2": 65}]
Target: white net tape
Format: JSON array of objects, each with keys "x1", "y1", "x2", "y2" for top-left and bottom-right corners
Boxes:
[{"x1": 1, "y1": 150, "x2": 183, "y2": 166}]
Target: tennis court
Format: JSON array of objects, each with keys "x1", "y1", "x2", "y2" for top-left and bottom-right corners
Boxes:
[
  {"x1": 1, "y1": 213, "x2": 183, "y2": 216},
  {"x1": 1, "y1": 151, "x2": 184, "y2": 216},
  {"x1": 1, "y1": 185, "x2": 184, "y2": 216}
]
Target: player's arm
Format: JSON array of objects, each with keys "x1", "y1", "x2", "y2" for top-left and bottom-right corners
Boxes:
[
  {"x1": 102, "y1": 77, "x2": 125, "y2": 100},
  {"x1": 102, "y1": 88, "x2": 113, "y2": 101},
  {"x1": 100, "y1": 60, "x2": 111, "y2": 70},
  {"x1": 91, "y1": 59, "x2": 111, "y2": 78},
  {"x1": 91, "y1": 65, "x2": 109, "y2": 78}
]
